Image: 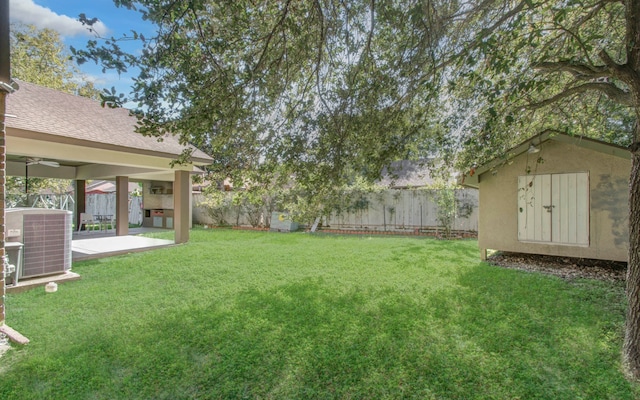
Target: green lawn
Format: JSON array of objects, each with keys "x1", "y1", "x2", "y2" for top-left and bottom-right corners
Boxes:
[{"x1": 0, "y1": 230, "x2": 637, "y2": 399}]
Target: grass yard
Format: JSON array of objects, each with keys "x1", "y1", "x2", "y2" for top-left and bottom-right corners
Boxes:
[{"x1": 0, "y1": 229, "x2": 637, "y2": 399}]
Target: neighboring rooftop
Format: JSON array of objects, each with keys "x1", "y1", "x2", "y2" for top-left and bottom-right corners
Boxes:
[
  {"x1": 378, "y1": 160, "x2": 437, "y2": 188},
  {"x1": 86, "y1": 180, "x2": 141, "y2": 194}
]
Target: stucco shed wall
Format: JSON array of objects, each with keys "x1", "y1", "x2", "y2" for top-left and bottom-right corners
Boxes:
[{"x1": 478, "y1": 140, "x2": 630, "y2": 261}]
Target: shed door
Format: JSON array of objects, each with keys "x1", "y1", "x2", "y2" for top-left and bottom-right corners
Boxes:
[{"x1": 518, "y1": 172, "x2": 589, "y2": 245}]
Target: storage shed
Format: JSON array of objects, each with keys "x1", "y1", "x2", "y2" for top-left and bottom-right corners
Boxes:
[{"x1": 461, "y1": 132, "x2": 631, "y2": 262}]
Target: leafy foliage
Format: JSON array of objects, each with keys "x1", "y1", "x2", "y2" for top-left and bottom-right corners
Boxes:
[
  {"x1": 436, "y1": 0, "x2": 634, "y2": 170},
  {"x1": 75, "y1": 0, "x2": 636, "y2": 195},
  {"x1": 11, "y1": 24, "x2": 101, "y2": 99},
  {"x1": 425, "y1": 180, "x2": 459, "y2": 238},
  {"x1": 74, "y1": 1, "x2": 449, "y2": 189}
]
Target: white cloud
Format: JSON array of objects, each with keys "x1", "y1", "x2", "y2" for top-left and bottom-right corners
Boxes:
[
  {"x1": 81, "y1": 71, "x2": 134, "y2": 88},
  {"x1": 10, "y1": 0, "x2": 109, "y2": 37}
]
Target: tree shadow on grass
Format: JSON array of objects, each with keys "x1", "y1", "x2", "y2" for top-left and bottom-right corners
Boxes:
[
  {"x1": 1, "y1": 264, "x2": 637, "y2": 399},
  {"x1": 449, "y1": 264, "x2": 633, "y2": 399}
]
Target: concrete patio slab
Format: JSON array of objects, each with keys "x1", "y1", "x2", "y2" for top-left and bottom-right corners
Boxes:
[{"x1": 72, "y1": 235, "x2": 175, "y2": 261}]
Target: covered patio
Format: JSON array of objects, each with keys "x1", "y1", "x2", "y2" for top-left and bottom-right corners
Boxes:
[{"x1": 4, "y1": 80, "x2": 213, "y2": 244}]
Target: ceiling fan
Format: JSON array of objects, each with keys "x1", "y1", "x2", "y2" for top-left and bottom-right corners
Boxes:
[
  {"x1": 26, "y1": 158, "x2": 60, "y2": 168},
  {"x1": 23, "y1": 158, "x2": 61, "y2": 197}
]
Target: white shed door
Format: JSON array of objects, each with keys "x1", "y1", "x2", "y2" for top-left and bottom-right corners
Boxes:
[{"x1": 518, "y1": 173, "x2": 589, "y2": 245}]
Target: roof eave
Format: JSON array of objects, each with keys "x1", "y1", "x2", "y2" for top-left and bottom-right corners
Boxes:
[{"x1": 459, "y1": 132, "x2": 630, "y2": 187}]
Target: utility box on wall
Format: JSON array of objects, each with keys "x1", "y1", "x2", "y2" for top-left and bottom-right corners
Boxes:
[{"x1": 270, "y1": 212, "x2": 299, "y2": 232}]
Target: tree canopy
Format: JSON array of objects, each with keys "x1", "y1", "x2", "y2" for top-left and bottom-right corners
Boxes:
[{"x1": 76, "y1": 0, "x2": 634, "y2": 184}]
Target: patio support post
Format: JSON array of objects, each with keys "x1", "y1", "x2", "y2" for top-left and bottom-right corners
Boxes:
[
  {"x1": 115, "y1": 176, "x2": 129, "y2": 236},
  {"x1": 74, "y1": 180, "x2": 86, "y2": 230},
  {"x1": 174, "y1": 170, "x2": 190, "y2": 244}
]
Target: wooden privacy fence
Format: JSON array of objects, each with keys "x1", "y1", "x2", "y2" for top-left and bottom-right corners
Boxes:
[
  {"x1": 192, "y1": 188, "x2": 478, "y2": 236},
  {"x1": 86, "y1": 194, "x2": 143, "y2": 226},
  {"x1": 323, "y1": 189, "x2": 478, "y2": 235}
]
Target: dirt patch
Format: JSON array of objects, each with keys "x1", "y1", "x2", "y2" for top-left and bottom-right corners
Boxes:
[{"x1": 487, "y1": 252, "x2": 627, "y2": 282}]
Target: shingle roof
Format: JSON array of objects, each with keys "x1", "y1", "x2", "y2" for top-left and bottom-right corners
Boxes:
[{"x1": 6, "y1": 80, "x2": 212, "y2": 163}]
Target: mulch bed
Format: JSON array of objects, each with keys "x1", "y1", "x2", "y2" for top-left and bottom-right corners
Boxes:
[{"x1": 487, "y1": 252, "x2": 628, "y2": 282}]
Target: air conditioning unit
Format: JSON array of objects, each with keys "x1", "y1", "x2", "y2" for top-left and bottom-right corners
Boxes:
[{"x1": 5, "y1": 208, "x2": 73, "y2": 280}]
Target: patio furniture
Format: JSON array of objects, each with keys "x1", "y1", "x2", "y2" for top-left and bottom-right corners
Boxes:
[
  {"x1": 78, "y1": 213, "x2": 97, "y2": 232},
  {"x1": 95, "y1": 214, "x2": 114, "y2": 231}
]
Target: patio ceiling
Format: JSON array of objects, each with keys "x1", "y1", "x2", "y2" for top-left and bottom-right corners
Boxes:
[{"x1": 5, "y1": 80, "x2": 213, "y2": 182}]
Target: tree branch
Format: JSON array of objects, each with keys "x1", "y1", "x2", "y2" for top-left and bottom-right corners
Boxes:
[
  {"x1": 599, "y1": 48, "x2": 638, "y2": 85},
  {"x1": 534, "y1": 60, "x2": 611, "y2": 80},
  {"x1": 253, "y1": 0, "x2": 292, "y2": 74},
  {"x1": 433, "y1": 0, "x2": 531, "y2": 71},
  {"x1": 626, "y1": 0, "x2": 640, "y2": 70},
  {"x1": 527, "y1": 81, "x2": 633, "y2": 109}
]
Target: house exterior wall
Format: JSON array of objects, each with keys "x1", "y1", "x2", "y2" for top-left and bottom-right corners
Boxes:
[
  {"x1": 478, "y1": 140, "x2": 631, "y2": 261},
  {"x1": 142, "y1": 181, "x2": 175, "y2": 210}
]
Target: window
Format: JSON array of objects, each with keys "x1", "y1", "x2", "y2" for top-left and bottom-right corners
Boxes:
[{"x1": 517, "y1": 172, "x2": 589, "y2": 245}]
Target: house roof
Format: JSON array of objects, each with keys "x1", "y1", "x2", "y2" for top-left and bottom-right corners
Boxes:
[
  {"x1": 378, "y1": 160, "x2": 437, "y2": 188},
  {"x1": 4, "y1": 80, "x2": 213, "y2": 182},
  {"x1": 6, "y1": 80, "x2": 212, "y2": 163},
  {"x1": 461, "y1": 132, "x2": 630, "y2": 188}
]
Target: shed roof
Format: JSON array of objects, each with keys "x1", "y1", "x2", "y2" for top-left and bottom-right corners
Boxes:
[{"x1": 461, "y1": 132, "x2": 630, "y2": 189}]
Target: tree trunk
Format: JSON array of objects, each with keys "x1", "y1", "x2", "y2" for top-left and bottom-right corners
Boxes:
[{"x1": 624, "y1": 129, "x2": 640, "y2": 378}]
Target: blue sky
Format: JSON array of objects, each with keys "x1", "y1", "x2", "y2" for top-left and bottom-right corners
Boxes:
[{"x1": 9, "y1": 0, "x2": 153, "y2": 101}]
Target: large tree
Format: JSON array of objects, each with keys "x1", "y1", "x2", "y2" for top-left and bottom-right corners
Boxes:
[
  {"x1": 77, "y1": 0, "x2": 640, "y2": 378},
  {"x1": 75, "y1": 1, "x2": 446, "y2": 188}
]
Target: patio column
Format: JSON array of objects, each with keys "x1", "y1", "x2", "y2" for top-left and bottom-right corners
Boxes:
[
  {"x1": 115, "y1": 176, "x2": 129, "y2": 236},
  {"x1": 174, "y1": 170, "x2": 190, "y2": 244},
  {"x1": 74, "y1": 180, "x2": 86, "y2": 230}
]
